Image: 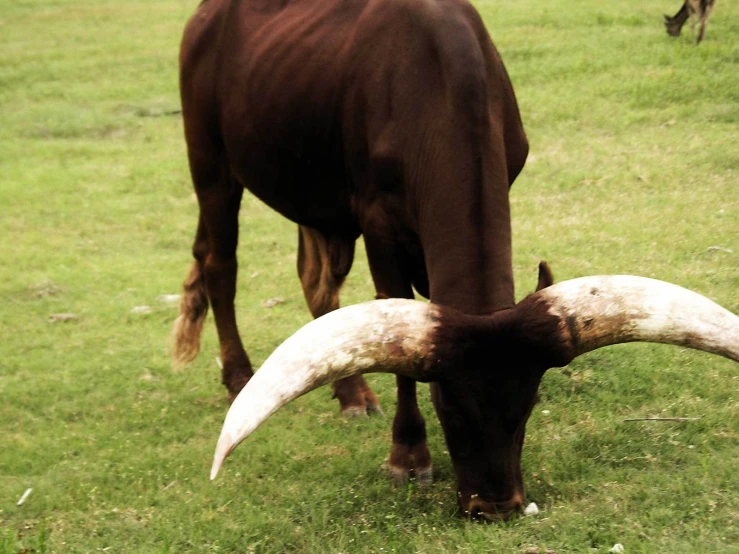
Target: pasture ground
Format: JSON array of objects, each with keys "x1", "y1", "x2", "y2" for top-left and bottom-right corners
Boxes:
[{"x1": 1, "y1": 0, "x2": 737, "y2": 552}]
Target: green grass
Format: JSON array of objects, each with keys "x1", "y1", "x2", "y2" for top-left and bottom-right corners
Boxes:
[{"x1": 1, "y1": 0, "x2": 737, "y2": 552}]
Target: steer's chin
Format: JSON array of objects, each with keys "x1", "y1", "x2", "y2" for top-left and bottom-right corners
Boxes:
[{"x1": 460, "y1": 492, "x2": 524, "y2": 522}]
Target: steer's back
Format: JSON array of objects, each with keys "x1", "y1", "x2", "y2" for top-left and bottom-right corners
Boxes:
[{"x1": 179, "y1": 0, "x2": 527, "y2": 235}]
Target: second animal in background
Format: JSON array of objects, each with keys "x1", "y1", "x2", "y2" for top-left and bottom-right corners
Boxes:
[{"x1": 664, "y1": 0, "x2": 715, "y2": 43}]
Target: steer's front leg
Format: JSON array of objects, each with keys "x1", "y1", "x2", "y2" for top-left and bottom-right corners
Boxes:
[{"x1": 387, "y1": 375, "x2": 433, "y2": 485}]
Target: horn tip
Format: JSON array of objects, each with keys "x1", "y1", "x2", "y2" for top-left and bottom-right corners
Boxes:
[
  {"x1": 210, "y1": 457, "x2": 223, "y2": 481},
  {"x1": 210, "y1": 436, "x2": 234, "y2": 480}
]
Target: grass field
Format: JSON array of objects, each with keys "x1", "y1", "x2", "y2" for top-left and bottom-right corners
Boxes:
[{"x1": 1, "y1": 0, "x2": 737, "y2": 552}]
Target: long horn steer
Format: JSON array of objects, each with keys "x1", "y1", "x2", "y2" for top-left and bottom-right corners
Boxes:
[{"x1": 211, "y1": 276, "x2": 738, "y2": 480}]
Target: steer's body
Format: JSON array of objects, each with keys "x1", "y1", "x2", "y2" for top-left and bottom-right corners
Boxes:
[
  {"x1": 178, "y1": 0, "x2": 739, "y2": 520},
  {"x1": 180, "y1": 0, "x2": 526, "y2": 311},
  {"x1": 177, "y1": 0, "x2": 529, "y2": 514}
]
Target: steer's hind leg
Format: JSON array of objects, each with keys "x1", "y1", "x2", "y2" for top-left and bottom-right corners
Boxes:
[
  {"x1": 297, "y1": 225, "x2": 380, "y2": 416},
  {"x1": 174, "y1": 154, "x2": 253, "y2": 399}
]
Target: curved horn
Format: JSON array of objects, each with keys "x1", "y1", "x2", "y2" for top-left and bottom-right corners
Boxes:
[
  {"x1": 211, "y1": 298, "x2": 441, "y2": 479},
  {"x1": 537, "y1": 275, "x2": 739, "y2": 362}
]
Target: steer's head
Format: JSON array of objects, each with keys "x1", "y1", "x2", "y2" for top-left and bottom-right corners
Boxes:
[
  {"x1": 428, "y1": 265, "x2": 560, "y2": 519},
  {"x1": 429, "y1": 336, "x2": 549, "y2": 519},
  {"x1": 209, "y1": 272, "x2": 739, "y2": 520},
  {"x1": 430, "y1": 366, "x2": 543, "y2": 520}
]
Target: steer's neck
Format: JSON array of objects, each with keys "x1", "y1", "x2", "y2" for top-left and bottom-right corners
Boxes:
[{"x1": 418, "y1": 150, "x2": 515, "y2": 316}]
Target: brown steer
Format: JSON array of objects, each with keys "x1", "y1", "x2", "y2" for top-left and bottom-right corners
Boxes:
[
  {"x1": 174, "y1": 0, "x2": 739, "y2": 519},
  {"x1": 665, "y1": 0, "x2": 716, "y2": 43}
]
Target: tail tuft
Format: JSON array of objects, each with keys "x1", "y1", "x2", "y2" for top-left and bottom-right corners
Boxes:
[{"x1": 170, "y1": 262, "x2": 209, "y2": 367}]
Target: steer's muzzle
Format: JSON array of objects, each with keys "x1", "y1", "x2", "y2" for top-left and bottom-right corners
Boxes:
[{"x1": 459, "y1": 491, "x2": 524, "y2": 522}]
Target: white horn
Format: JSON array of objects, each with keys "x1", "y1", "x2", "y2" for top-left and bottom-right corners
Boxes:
[
  {"x1": 210, "y1": 299, "x2": 440, "y2": 480},
  {"x1": 538, "y1": 276, "x2": 739, "y2": 362}
]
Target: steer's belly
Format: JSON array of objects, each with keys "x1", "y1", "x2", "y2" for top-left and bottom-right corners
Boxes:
[{"x1": 226, "y1": 132, "x2": 356, "y2": 233}]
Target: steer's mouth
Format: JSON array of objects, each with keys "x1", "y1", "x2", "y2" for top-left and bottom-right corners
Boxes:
[{"x1": 460, "y1": 491, "x2": 524, "y2": 522}]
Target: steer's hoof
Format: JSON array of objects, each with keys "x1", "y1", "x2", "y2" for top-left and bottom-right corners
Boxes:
[
  {"x1": 341, "y1": 402, "x2": 384, "y2": 417},
  {"x1": 225, "y1": 372, "x2": 253, "y2": 403},
  {"x1": 342, "y1": 405, "x2": 369, "y2": 418},
  {"x1": 415, "y1": 466, "x2": 433, "y2": 487},
  {"x1": 388, "y1": 464, "x2": 409, "y2": 485},
  {"x1": 332, "y1": 375, "x2": 382, "y2": 418},
  {"x1": 387, "y1": 464, "x2": 433, "y2": 486}
]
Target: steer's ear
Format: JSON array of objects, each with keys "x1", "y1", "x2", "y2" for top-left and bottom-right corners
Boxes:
[{"x1": 536, "y1": 261, "x2": 554, "y2": 291}]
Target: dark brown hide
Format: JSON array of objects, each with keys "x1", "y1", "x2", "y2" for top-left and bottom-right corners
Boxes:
[{"x1": 178, "y1": 0, "x2": 528, "y2": 517}]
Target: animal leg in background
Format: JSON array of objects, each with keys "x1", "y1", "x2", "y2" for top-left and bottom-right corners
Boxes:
[
  {"x1": 698, "y1": 1, "x2": 714, "y2": 42},
  {"x1": 174, "y1": 155, "x2": 253, "y2": 399},
  {"x1": 296, "y1": 225, "x2": 380, "y2": 416},
  {"x1": 690, "y1": 2, "x2": 698, "y2": 34},
  {"x1": 363, "y1": 231, "x2": 432, "y2": 484}
]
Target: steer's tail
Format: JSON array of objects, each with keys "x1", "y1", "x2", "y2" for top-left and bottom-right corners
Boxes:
[{"x1": 171, "y1": 261, "x2": 209, "y2": 366}]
